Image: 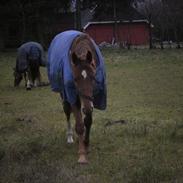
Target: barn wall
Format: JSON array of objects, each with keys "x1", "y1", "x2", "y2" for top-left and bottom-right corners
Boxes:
[
  {"x1": 86, "y1": 24, "x2": 114, "y2": 44},
  {"x1": 85, "y1": 22, "x2": 149, "y2": 45},
  {"x1": 117, "y1": 23, "x2": 149, "y2": 45}
]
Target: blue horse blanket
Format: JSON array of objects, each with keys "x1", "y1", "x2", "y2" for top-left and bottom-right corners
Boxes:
[
  {"x1": 47, "y1": 30, "x2": 107, "y2": 110},
  {"x1": 16, "y1": 42, "x2": 46, "y2": 73}
]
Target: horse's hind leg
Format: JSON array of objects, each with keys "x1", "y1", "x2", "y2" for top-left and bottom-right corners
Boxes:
[
  {"x1": 34, "y1": 69, "x2": 41, "y2": 87},
  {"x1": 63, "y1": 101, "x2": 74, "y2": 143},
  {"x1": 23, "y1": 72, "x2": 27, "y2": 87}
]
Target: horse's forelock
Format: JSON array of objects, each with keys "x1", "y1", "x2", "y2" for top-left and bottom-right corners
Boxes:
[
  {"x1": 71, "y1": 34, "x2": 96, "y2": 61},
  {"x1": 75, "y1": 47, "x2": 88, "y2": 61}
]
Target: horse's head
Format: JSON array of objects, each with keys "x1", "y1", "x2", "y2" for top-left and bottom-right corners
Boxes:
[
  {"x1": 71, "y1": 50, "x2": 96, "y2": 114},
  {"x1": 13, "y1": 68, "x2": 22, "y2": 87}
]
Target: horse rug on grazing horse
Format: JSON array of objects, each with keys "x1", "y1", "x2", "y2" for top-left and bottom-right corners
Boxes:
[
  {"x1": 47, "y1": 30, "x2": 107, "y2": 110},
  {"x1": 16, "y1": 41, "x2": 46, "y2": 73}
]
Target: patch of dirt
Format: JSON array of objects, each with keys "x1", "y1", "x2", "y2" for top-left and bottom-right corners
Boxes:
[{"x1": 104, "y1": 119, "x2": 127, "y2": 127}]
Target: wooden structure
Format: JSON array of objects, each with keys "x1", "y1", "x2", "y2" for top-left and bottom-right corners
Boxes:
[{"x1": 84, "y1": 20, "x2": 149, "y2": 46}]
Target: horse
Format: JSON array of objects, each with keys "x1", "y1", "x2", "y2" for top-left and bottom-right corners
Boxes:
[
  {"x1": 14, "y1": 41, "x2": 46, "y2": 90},
  {"x1": 48, "y1": 30, "x2": 107, "y2": 163}
]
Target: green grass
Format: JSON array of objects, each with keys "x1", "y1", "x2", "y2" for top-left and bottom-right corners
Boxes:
[{"x1": 0, "y1": 49, "x2": 183, "y2": 183}]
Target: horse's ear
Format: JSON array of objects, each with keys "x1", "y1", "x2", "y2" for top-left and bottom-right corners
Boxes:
[
  {"x1": 86, "y1": 51, "x2": 92, "y2": 64},
  {"x1": 72, "y1": 52, "x2": 80, "y2": 66}
]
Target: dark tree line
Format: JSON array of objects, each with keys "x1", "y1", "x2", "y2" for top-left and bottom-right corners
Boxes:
[
  {"x1": 0, "y1": 0, "x2": 71, "y2": 49},
  {"x1": 0, "y1": 0, "x2": 182, "y2": 49},
  {"x1": 163, "y1": 0, "x2": 183, "y2": 48},
  {"x1": 0, "y1": 0, "x2": 132, "y2": 49},
  {"x1": 133, "y1": 0, "x2": 183, "y2": 49}
]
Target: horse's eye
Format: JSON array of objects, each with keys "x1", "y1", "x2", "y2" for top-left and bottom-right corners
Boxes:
[{"x1": 91, "y1": 62, "x2": 95, "y2": 68}]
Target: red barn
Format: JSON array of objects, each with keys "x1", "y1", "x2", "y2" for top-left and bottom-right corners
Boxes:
[{"x1": 84, "y1": 20, "x2": 150, "y2": 46}]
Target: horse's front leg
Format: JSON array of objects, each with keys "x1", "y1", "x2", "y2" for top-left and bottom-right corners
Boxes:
[
  {"x1": 84, "y1": 112, "x2": 92, "y2": 152},
  {"x1": 63, "y1": 101, "x2": 73, "y2": 144},
  {"x1": 72, "y1": 105, "x2": 88, "y2": 164},
  {"x1": 26, "y1": 70, "x2": 33, "y2": 90}
]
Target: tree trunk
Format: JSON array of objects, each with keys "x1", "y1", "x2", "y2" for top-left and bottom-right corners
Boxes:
[
  {"x1": 76, "y1": 0, "x2": 81, "y2": 31},
  {"x1": 36, "y1": 10, "x2": 45, "y2": 47},
  {"x1": 176, "y1": 26, "x2": 181, "y2": 49},
  {"x1": 37, "y1": 21, "x2": 45, "y2": 47},
  {"x1": 113, "y1": 0, "x2": 117, "y2": 43},
  {"x1": 148, "y1": 15, "x2": 153, "y2": 49},
  {"x1": 21, "y1": 10, "x2": 26, "y2": 44},
  {"x1": 174, "y1": 28, "x2": 180, "y2": 49},
  {"x1": 160, "y1": 25, "x2": 164, "y2": 49},
  {"x1": 160, "y1": 40, "x2": 164, "y2": 49},
  {"x1": 126, "y1": 23, "x2": 131, "y2": 50},
  {"x1": 166, "y1": 29, "x2": 171, "y2": 48},
  {"x1": 0, "y1": 29, "x2": 5, "y2": 51}
]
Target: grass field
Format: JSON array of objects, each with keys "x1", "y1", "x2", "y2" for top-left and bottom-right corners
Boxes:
[{"x1": 0, "y1": 49, "x2": 183, "y2": 183}]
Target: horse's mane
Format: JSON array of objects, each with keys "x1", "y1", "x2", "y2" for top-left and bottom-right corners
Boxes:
[{"x1": 70, "y1": 34, "x2": 97, "y2": 61}]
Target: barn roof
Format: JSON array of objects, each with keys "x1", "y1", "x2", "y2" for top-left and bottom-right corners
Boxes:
[
  {"x1": 84, "y1": 19, "x2": 149, "y2": 30},
  {"x1": 82, "y1": 5, "x2": 148, "y2": 29}
]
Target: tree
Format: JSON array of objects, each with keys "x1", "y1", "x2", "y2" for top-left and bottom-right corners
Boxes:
[
  {"x1": 162, "y1": 0, "x2": 183, "y2": 48},
  {"x1": 1, "y1": 0, "x2": 140, "y2": 49},
  {"x1": 73, "y1": 0, "x2": 82, "y2": 30},
  {"x1": 133, "y1": 0, "x2": 162, "y2": 49},
  {"x1": 0, "y1": 0, "x2": 71, "y2": 48}
]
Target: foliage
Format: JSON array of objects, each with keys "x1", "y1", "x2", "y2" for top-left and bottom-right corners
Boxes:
[
  {"x1": 0, "y1": 0, "x2": 71, "y2": 47},
  {"x1": 87, "y1": 0, "x2": 133, "y2": 20},
  {"x1": 133, "y1": 0, "x2": 183, "y2": 48}
]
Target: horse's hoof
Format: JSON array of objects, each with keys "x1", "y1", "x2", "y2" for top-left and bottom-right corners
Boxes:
[
  {"x1": 78, "y1": 155, "x2": 88, "y2": 164},
  {"x1": 67, "y1": 136, "x2": 74, "y2": 144}
]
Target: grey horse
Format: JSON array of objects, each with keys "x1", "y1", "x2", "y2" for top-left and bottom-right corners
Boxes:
[{"x1": 14, "y1": 41, "x2": 46, "y2": 90}]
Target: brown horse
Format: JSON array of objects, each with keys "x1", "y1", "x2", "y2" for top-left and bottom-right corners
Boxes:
[
  {"x1": 65, "y1": 35, "x2": 97, "y2": 163},
  {"x1": 48, "y1": 30, "x2": 106, "y2": 164}
]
